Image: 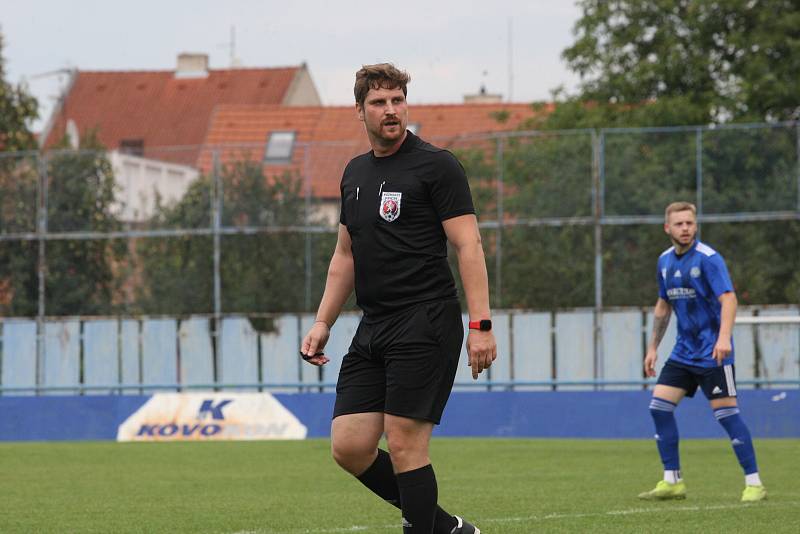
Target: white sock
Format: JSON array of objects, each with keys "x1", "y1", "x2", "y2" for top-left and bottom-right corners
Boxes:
[
  {"x1": 663, "y1": 470, "x2": 682, "y2": 484},
  {"x1": 745, "y1": 472, "x2": 762, "y2": 486}
]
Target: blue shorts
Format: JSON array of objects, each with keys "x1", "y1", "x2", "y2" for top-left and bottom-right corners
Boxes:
[{"x1": 657, "y1": 359, "x2": 737, "y2": 399}]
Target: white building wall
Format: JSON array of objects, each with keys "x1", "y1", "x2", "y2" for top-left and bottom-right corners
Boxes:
[{"x1": 109, "y1": 151, "x2": 199, "y2": 222}]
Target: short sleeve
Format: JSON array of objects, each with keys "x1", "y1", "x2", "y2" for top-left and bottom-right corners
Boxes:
[
  {"x1": 704, "y1": 254, "x2": 735, "y2": 298},
  {"x1": 339, "y1": 181, "x2": 347, "y2": 226},
  {"x1": 339, "y1": 161, "x2": 353, "y2": 226},
  {"x1": 427, "y1": 151, "x2": 475, "y2": 221},
  {"x1": 657, "y1": 261, "x2": 668, "y2": 300}
]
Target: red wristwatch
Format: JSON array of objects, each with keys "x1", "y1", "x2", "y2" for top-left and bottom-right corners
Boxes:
[{"x1": 468, "y1": 319, "x2": 492, "y2": 331}]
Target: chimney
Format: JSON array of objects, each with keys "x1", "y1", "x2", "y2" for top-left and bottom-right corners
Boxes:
[
  {"x1": 175, "y1": 53, "x2": 209, "y2": 78},
  {"x1": 463, "y1": 84, "x2": 503, "y2": 104}
]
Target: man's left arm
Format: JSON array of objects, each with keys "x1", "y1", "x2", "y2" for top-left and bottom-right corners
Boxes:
[
  {"x1": 714, "y1": 291, "x2": 737, "y2": 365},
  {"x1": 442, "y1": 214, "x2": 497, "y2": 379}
]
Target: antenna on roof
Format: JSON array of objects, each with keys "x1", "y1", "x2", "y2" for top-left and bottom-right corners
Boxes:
[
  {"x1": 30, "y1": 66, "x2": 78, "y2": 147},
  {"x1": 219, "y1": 25, "x2": 241, "y2": 67},
  {"x1": 507, "y1": 17, "x2": 514, "y2": 102},
  {"x1": 29, "y1": 67, "x2": 75, "y2": 103}
]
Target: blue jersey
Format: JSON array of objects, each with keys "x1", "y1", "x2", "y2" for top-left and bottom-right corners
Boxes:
[{"x1": 656, "y1": 241, "x2": 735, "y2": 368}]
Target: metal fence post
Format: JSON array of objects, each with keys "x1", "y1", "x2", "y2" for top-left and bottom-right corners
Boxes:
[
  {"x1": 796, "y1": 121, "x2": 799, "y2": 214},
  {"x1": 212, "y1": 150, "x2": 222, "y2": 385},
  {"x1": 36, "y1": 152, "x2": 48, "y2": 394},
  {"x1": 592, "y1": 131, "x2": 604, "y2": 387},
  {"x1": 495, "y1": 136, "x2": 504, "y2": 309},
  {"x1": 696, "y1": 127, "x2": 703, "y2": 239},
  {"x1": 304, "y1": 144, "x2": 312, "y2": 312}
]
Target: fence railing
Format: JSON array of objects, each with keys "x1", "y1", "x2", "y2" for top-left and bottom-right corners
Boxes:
[
  {"x1": 1, "y1": 308, "x2": 797, "y2": 394},
  {"x1": 1, "y1": 122, "x2": 799, "y2": 384}
]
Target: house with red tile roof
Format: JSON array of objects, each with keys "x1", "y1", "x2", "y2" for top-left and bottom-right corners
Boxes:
[
  {"x1": 43, "y1": 53, "x2": 320, "y2": 164},
  {"x1": 41, "y1": 53, "x2": 321, "y2": 220},
  {"x1": 40, "y1": 54, "x2": 545, "y2": 222},
  {"x1": 198, "y1": 101, "x2": 543, "y2": 218}
]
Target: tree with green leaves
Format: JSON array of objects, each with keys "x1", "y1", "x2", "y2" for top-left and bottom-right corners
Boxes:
[
  {"x1": 44, "y1": 132, "x2": 126, "y2": 315},
  {"x1": 135, "y1": 159, "x2": 336, "y2": 316},
  {"x1": 1, "y1": 30, "x2": 125, "y2": 316},
  {"x1": 553, "y1": 1, "x2": 800, "y2": 306},
  {"x1": 558, "y1": 0, "x2": 800, "y2": 126},
  {"x1": 0, "y1": 132, "x2": 126, "y2": 317},
  {"x1": 0, "y1": 30, "x2": 37, "y2": 154},
  {"x1": 0, "y1": 30, "x2": 39, "y2": 315},
  {"x1": 457, "y1": 1, "x2": 799, "y2": 309}
]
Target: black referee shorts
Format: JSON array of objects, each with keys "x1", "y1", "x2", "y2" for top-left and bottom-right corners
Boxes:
[{"x1": 333, "y1": 298, "x2": 463, "y2": 424}]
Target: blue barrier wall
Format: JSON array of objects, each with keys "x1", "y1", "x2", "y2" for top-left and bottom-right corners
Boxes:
[
  {"x1": 0, "y1": 396, "x2": 149, "y2": 441},
  {"x1": 0, "y1": 390, "x2": 796, "y2": 441}
]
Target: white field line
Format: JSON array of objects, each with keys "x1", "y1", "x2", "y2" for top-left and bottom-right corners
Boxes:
[{"x1": 225, "y1": 500, "x2": 800, "y2": 534}]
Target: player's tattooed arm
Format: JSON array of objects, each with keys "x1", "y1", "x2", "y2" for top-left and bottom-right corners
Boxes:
[
  {"x1": 651, "y1": 314, "x2": 670, "y2": 347},
  {"x1": 645, "y1": 299, "x2": 671, "y2": 376},
  {"x1": 648, "y1": 298, "x2": 672, "y2": 350}
]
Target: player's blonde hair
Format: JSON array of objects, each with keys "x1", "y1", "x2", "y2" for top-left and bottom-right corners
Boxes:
[
  {"x1": 665, "y1": 201, "x2": 697, "y2": 223},
  {"x1": 354, "y1": 63, "x2": 410, "y2": 107}
]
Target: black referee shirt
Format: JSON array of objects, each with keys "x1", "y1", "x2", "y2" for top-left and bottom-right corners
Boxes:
[{"x1": 339, "y1": 131, "x2": 475, "y2": 321}]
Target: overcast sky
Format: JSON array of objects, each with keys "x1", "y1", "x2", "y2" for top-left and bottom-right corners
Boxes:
[{"x1": 1, "y1": 0, "x2": 583, "y2": 131}]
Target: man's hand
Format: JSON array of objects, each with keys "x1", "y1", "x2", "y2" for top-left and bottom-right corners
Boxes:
[
  {"x1": 300, "y1": 321, "x2": 331, "y2": 366},
  {"x1": 644, "y1": 348, "x2": 658, "y2": 377},
  {"x1": 466, "y1": 330, "x2": 496, "y2": 380},
  {"x1": 712, "y1": 337, "x2": 732, "y2": 366}
]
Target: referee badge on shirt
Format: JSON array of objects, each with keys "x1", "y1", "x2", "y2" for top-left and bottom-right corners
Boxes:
[{"x1": 379, "y1": 192, "x2": 402, "y2": 222}]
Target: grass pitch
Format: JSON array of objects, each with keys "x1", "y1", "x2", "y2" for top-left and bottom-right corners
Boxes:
[{"x1": 1, "y1": 438, "x2": 798, "y2": 533}]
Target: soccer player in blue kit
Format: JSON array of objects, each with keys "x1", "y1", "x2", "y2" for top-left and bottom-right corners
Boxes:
[{"x1": 638, "y1": 202, "x2": 767, "y2": 502}]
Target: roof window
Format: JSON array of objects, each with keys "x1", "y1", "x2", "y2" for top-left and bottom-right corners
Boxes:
[
  {"x1": 120, "y1": 139, "x2": 144, "y2": 156},
  {"x1": 264, "y1": 131, "x2": 296, "y2": 163}
]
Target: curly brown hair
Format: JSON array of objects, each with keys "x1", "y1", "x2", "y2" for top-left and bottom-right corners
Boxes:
[{"x1": 353, "y1": 63, "x2": 411, "y2": 107}]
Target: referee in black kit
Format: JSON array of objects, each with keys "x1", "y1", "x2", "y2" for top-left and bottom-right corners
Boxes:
[{"x1": 301, "y1": 63, "x2": 495, "y2": 534}]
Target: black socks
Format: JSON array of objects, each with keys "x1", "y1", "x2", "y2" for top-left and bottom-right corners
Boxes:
[
  {"x1": 356, "y1": 449, "x2": 457, "y2": 533},
  {"x1": 356, "y1": 448, "x2": 401, "y2": 507},
  {"x1": 397, "y1": 464, "x2": 438, "y2": 533}
]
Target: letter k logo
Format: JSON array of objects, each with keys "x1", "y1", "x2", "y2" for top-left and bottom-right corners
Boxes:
[{"x1": 198, "y1": 399, "x2": 233, "y2": 420}]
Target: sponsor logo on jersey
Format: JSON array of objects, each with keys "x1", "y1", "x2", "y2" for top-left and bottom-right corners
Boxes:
[
  {"x1": 661, "y1": 268, "x2": 667, "y2": 280},
  {"x1": 666, "y1": 287, "x2": 696, "y2": 299},
  {"x1": 690, "y1": 266, "x2": 701, "y2": 278},
  {"x1": 674, "y1": 269, "x2": 682, "y2": 278},
  {"x1": 379, "y1": 192, "x2": 402, "y2": 222}
]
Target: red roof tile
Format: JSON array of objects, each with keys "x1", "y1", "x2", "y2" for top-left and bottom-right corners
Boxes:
[
  {"x1": 200, "y1": 103, "x2": 542, "y2": 198},
  {"x1": 44, "y1": 67, "x2": 301, "y2": 166}
]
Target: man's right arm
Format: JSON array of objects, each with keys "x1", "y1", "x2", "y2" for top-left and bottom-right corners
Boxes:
[
  {"x1": 300, "y1": 224, "x2": 355, "y2": 365},
  {"x1": 644, "y1": 298, "x2": 672, "y2": 377}
]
